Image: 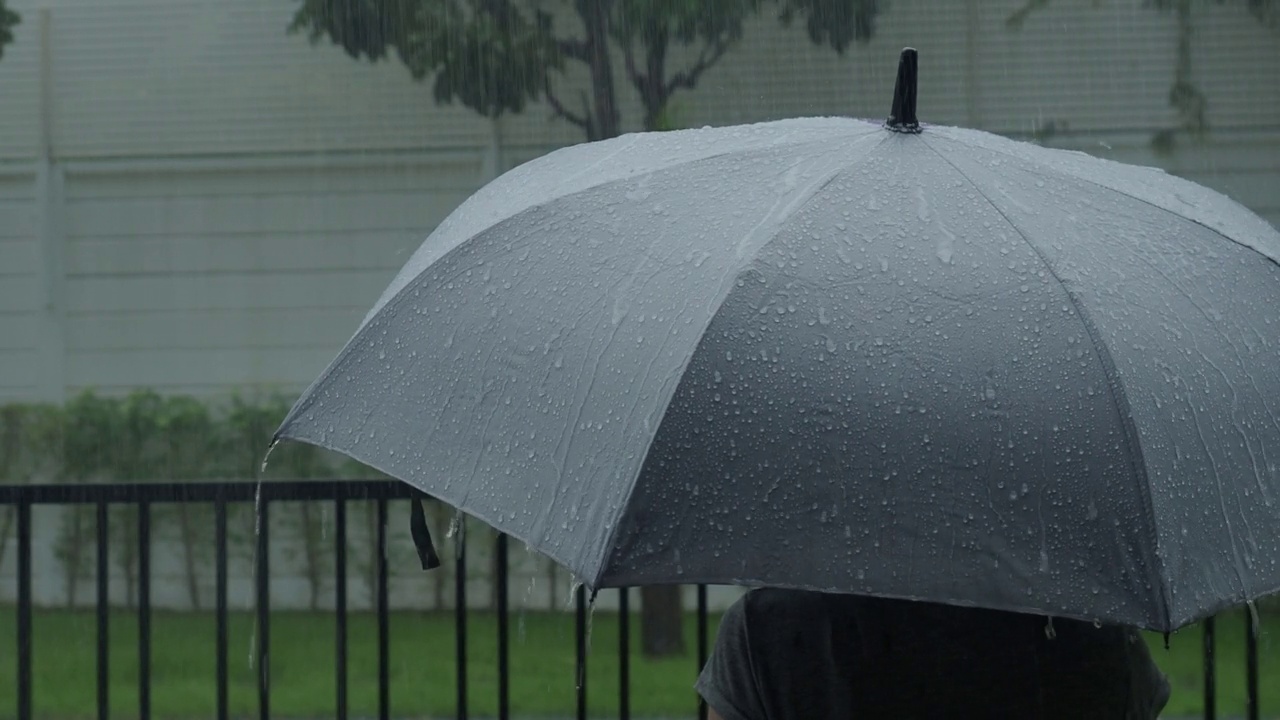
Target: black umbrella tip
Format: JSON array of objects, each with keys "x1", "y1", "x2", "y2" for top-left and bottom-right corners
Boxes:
[{"x1": 885, "y1": 47, "x2": 921, "y2": 134}]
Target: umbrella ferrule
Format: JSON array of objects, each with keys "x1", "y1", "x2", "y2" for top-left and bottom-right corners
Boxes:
[{"x1": 885, "y1": 47, "x2": 922, "y2": 134}]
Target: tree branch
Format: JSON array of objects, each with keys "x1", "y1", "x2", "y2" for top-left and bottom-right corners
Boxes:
[
  {"x1": 544, "y1": 80, "x2": 590, "y2": 131},
  {"x1": 665, "y1": 37, "x2": 731, "y2": 95},
  {"x1": 1005, "y1": 0, "x2": 1053, "y2": 29},
  {"x1": 623, "y1": 38, "x2": 644, "y2": 89}
]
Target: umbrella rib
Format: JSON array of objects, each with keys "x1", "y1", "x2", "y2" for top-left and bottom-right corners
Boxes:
[
  {"x1": 917, "y1": 136, "x2": 1175, "y2": 630},
  {"x1": 933, "y1": 132, "x2": 1280, "y2": 272}
]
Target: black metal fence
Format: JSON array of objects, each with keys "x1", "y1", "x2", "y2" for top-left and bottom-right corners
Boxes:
[{"x1": 0, "y1": 480, "x2": 1263, "y2": 720}]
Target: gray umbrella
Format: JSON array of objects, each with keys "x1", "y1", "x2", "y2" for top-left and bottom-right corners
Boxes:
[{"x1": 276, "y1": 49, "x2": 1280, "y2": 632}]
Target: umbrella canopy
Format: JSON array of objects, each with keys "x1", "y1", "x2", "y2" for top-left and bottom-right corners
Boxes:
[{"x1": 277, "y1": 49, "x2": 1280, "y2": 632}]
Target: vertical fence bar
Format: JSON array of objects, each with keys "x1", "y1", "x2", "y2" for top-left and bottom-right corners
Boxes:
[
  {"x1": 619, "y1": 588, "x2": 630, "y2": 720},
  {"x1": 138, "y1": 501, "x2": 151, "y2": 720},
  {"x1": 215, "y1": 494, "x2": 228, "y2": 720},
  {"x1": 1245, "y1": 609, "x2": 1259, "y2": 720},
  {"x1": 376, "y1": 498, "x2": 390, "y2": 720},
  {"x1": 576, "y1": 584, "x2": 587, "y2": 720},
  {"x1": 1203, "y1": 616, "x2": 1216, "y2": 720},
  {"x1": 456, "y1": 516, "x2": 468, "y2": 720},
  {"x1": 256, "y1": 496, "x2": 270, "y2": 720},
  {"x1": 96, "y1": 501, "x2": 109, "y2": 720},
  {"x1": 496, "y1": 534, "x2": 509, "y2": 720},
  {"x1": 697, "y1": 585, "x2": 709, "y2": 720},
  {"x1": 17, "y1": 500, "x2": 32, "y2": 720},
  {"x1": 335, "y1": 498, "x2": 348, "y2": 720}
]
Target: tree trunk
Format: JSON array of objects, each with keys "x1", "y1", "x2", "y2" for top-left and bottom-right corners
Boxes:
[
  {"x1": 122, "y1": 524, "x2": 137, "y2": 610},
  {"x1": 300, "y1": 502, "x2": 323, "y2": 611},
  {"x1": 63, "y1": 507, "x2": 85, "y2": 608},
  {"x1": 177, "y1": 504, "x2": 202, "y2": 610},
  {"x1": 0, "y1": 506, "x2": 14, "y2": 574},
  {"x1": 546, "y1": 556, "x2": 559, "y2": 611},
  {"x1": 490, "y1": 531, "x2": 501, "y2": 611},
  {"x1": 363, "y1": 501, "x2": 378, "y2": 607},
  {"x1": 640, "y1": 585, "x2": 686, "y2": 657},
  {"x1": 639, "y1": 32, "x2": 669, "y2": 132},
  {"x1": 580, "y1": 0, "x2": 619, "y2": 141}
]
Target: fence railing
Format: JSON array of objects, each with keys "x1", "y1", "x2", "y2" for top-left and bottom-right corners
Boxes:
[{"x1": 0, "y1": 480, "x2": 1263, "y2": 720}]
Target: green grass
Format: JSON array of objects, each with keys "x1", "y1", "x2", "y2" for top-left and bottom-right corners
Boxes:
[
  {"x1": 0, "y1": 607, "x2": 708, "y2": 719},
  {"x1": 0, "y1": 606, "x2": 1275, "y2": 718},
  {"x1": 1142, "y1": 612, "x2": 1280, "y2": 719}
]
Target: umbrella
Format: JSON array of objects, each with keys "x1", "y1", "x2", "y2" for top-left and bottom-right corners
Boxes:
[{"x1": 276, "y1": 48, "x2": 1280, "y2": 632}]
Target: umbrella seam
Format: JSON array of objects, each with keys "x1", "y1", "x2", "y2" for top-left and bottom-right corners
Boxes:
[
  {"x1": 934, "y1": 130, "x2": 1280, "y2": 273},
  {"x1": 917, "y1": 136, "x2": 1174, "y2": 631}
]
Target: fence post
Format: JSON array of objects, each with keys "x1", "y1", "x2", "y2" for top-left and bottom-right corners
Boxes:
[
  {"x1": 496, "y1": 534, "x2": 509, "y2": 720},
  {"x1": 95, "y1": 501, "x2": 108, "y2": 720},
  {"x1": 376, "y1": 498, "x2": 389, "y2": 720},
  {"x1": 335, "y1": 498, "x2": 348, "y2": 720},
  {"x1": 1245, "y1": 609, "x2": 1259, "y2": 720},
  {"x1": 17, "y1": 499, "x2": 32, "y2": 720},
  {"x1": 1203, "y1": 616, "x2": 1215, "y2": 720},
  {"x1": 255, "y1": 495, "x2": 270, "y2": 720},
  {"x1": 138, "y1": 501, "x2": 151, "y2": 720},
  {"x1": 215, "y1": 493, "x2": 229, "y2": 720}
]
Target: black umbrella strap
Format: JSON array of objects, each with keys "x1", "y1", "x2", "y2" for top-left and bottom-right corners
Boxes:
[{"x1": 410, "y1": 497, "x2": 442, "y2": 570}]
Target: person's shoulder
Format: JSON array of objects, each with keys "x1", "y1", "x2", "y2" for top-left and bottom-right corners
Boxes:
[{"x1": 737, "y1": 587, "x2": 843, "y2": 627}]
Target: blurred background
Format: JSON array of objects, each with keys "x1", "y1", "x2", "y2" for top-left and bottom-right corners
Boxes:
[{"x1": 0, "y1": 0, "x2": 1276, "y2": 717}]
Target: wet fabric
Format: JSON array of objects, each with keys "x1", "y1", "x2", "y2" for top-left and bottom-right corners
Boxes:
[
  {"x1": 696, "y1": 588, "x2": 1171, "y2": 720},
  {"x1": 277, "y1": 115, "x2": 1280, "y2": 631}
]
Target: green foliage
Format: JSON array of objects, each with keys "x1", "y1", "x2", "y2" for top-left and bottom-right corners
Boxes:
[
  {"x1": 0, "y1": 403, "x2": 60, "y2": 483},
  {"x1": 290, "y1": 0, "x2": 563, "y2": 118},
  {"x1": 0, "y1": 0, "x2": 18, "y2": 60},
  {"x1": 0, "y1": 404, "x2": 60, "y2": 581},
  {"x1": 0, "y1": 391, "x2": 382, "y2": 608},
  {"x1": 776, "y1": 0, "x2": 880, "y2": 53}
]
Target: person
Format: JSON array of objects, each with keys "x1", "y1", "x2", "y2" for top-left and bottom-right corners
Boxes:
[{"x1": 697, "y1": 588, "x2": 1171, "y2": 720}]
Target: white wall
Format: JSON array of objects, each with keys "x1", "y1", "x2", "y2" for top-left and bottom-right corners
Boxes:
[{"x1": 58, "y1": 154, "x2": 490, "y2": 395}]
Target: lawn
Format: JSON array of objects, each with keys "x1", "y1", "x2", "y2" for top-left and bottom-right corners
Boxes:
[{"x1": 0, "y1": 606, "x2": 1275, "y2": 718}]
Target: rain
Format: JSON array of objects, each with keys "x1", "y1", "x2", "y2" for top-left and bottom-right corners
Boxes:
[{"x1": 0, "y1": 0, "x2": 1279, "y2": 718}]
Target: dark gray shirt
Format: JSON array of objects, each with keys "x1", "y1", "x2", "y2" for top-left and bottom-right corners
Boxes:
[{"x1": 697, "y1": 589, "x2": 1171, "y2": 720}]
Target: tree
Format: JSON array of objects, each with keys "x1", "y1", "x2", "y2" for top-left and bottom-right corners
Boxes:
[
  {"x1": 0, "y1": 1, "x2": 19, "y2": 60},
  {"x1": 289, "y1": 0, "x2": 881, "y2": 137},
  {"x1": 1007, "y1": 0, "x2": 1277, "y2": 150},
  {"x1": 288, "y1": 0, "x2": 882, "y2": 657}
]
